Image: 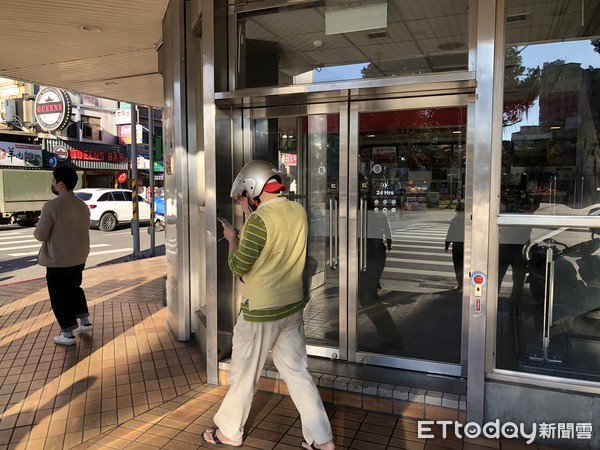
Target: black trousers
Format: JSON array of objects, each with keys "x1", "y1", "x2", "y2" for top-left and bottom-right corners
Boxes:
[{"x1": 46, "y1": 264, "x2": 89, "y2": 331}]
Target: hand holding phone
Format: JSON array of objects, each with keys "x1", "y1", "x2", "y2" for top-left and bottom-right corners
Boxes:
[
  {"x1": 218, "y1": 217, "x2": 239, "y2": 244},
  {"x1": 217, "y1": 216, "x2": 234, "y2": 230}
]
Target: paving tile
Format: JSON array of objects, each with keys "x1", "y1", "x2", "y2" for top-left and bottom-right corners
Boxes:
[{"x1": 0, "y1": 255, "x2": 507, "y2": 450}]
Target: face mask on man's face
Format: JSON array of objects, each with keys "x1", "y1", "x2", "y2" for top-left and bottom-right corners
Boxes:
[{"x1": 51, "y1": 184, "x2": 59, "y2": 195}]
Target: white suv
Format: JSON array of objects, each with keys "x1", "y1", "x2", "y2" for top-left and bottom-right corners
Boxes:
[{"x1": 75, "y1": 188, "x2": 151, "y2": 232}]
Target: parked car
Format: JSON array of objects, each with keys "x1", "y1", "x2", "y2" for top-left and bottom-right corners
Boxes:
[{"x1": 75, "y1": 188, "x2": 151, "y2": 231}]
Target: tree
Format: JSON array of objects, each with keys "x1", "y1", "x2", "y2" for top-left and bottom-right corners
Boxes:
[{"x1": 503, "y1": 46, "x2": 541, "y2": 127}]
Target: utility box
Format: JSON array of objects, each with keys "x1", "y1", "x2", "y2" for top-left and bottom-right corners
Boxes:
[{"x1": 0, "y1": 99, "x2": 16, "y2": 123}]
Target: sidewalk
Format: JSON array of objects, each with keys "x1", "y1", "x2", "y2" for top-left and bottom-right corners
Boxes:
[{"x1": 0, "y1": 257, "x2": 561, "y2": 449}]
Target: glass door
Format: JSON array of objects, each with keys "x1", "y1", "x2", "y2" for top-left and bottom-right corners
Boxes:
[
  {"x1": 247, "y1": 94, "x2": 472, "y2": 374},
  {"x1": 250, "y1": 106, "x2": 348, "y2": 360},
  {"x1": 348, "y1": 97, "x2": 472, "y2": 375}
]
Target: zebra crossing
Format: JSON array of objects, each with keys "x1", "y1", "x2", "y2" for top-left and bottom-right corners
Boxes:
[
  {"x1": 381, "y1": 221, "x2": 516, "y2": 292},
  {"x1": 0, "y1": 229, "x2": 133, "y2": 259},
  {"x1": 383, "y1": 222, "x2": 456, "y2": 281}
]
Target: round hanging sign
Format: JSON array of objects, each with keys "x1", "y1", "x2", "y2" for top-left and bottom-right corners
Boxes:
[
  {"x1": 54, "y1": 145, "x2": 69, "y2": 161},
  {"x1": 34, "y1": 87, "x2": 71, "y2": 131}
]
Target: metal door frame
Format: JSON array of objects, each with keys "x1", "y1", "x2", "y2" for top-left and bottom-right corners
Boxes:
[
  {"x1": 223, "y1": 82, "x2": 475, "y2": 373},
  {"x1": 348, "y1": 94, "x2": 475, "y2": 376},
  {"x1": 240, "y1": 100, "x2": 350, "y2": 362}
]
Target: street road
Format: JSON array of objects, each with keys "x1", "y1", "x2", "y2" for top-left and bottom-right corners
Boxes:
[{"x1": 0, "y1": 224, "x2": 165, "y2": 285}]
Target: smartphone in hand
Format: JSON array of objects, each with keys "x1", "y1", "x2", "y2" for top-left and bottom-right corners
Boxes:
[{"x1": 217, "y1": 217, "x2": 235, "y2": 231}]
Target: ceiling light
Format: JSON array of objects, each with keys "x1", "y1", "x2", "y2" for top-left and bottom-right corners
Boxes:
[
  {"x1": 367, "y1": 31, "x2": 388, "y2": 40},
  {"x1": 507, "y1": 13, "x2": 529, "y2": 23},
  {"x1": 452, "y1": 130, "x2": 462, "y2": 134},
  {"x1": 325, "y1": 2, "x2": 387, "y2": 36},
  {"x1": 81, "y1": 25, "x2": 103, "y2": 33},
  {"x1": 550, "y1": 126, "x2": 561, "y2": 130},
  {"x1": 367, "y1": 134, "x2": 376, "y2": 137}
]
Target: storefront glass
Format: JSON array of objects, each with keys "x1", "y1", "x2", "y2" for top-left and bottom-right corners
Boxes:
[
  {"x1": 236, "y1": 0, "x2": 468, "y2": 88},
  {"x1": 496, "y1": 224, "x2": 600, "y2": 381},
  {"x1": 501, "y1": 0, "x2": 600, "y2": 216},
  {"x1": 497, "y1": 0, "x2": 600, "y2": 381}
]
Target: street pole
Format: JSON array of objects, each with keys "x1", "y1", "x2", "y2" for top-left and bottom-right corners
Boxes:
[
  {"x1": 149, "y1": 107, "x2": 155, "y2": 257},
  {"x1": 131, "y1": 103, "x2": 140, "y2": 259}
]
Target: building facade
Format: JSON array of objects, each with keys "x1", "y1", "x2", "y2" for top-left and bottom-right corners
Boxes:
[
  {"x1": 158, "y1": 0, "x2": 600, "y2": 447},
  {"x1": 0, "y1": 78, "x2": 163, "y2": 188}
]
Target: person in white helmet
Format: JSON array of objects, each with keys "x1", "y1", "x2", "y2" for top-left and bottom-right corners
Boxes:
[{"x1": 202, "y1": 160, "x2": 334, "y2": 450}]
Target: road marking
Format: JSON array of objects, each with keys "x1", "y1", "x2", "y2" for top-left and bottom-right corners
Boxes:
[
  {"x1": 1, "y1": 243, "x2": 44, "y2": 251},
  {"x1": 0, "y1": 234, "x2": 29, "y2": 239},
  {"x1": 88, "y1": 248, "x2": 132, "y2": 256},
  {"x1": 7, "y1": 244, "x2": 110, "y2": 257},
  {"x1": 0, "y1": 239, "x2": 39, "y2": 246}
]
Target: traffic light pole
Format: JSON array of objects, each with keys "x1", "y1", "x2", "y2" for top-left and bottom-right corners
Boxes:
[
  {"x1": 149, "y1": 107, "x2": 156, "y2": 257},
  {"x1": 131, "y1": 103, "x2": 140, "y2": 259}
]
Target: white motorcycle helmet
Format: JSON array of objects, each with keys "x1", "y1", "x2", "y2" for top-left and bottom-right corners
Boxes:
[{"x1": 230, "y1": 160, "x2": 286, "y2": 198}]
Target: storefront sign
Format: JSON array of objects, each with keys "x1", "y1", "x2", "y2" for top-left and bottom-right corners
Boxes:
[
  {"x1": 128, "y1": 144, "x2": 164, "y2": 172},
  {"x1": 54, "y1": 145, "x2": 69, "y2": 161},
  {"x1": 281, "y1": 153, "x2": 297, "y2": 166},
  {"x1": 80, "y1": 94, "x2": 98, "y2": 106},
  {"x1": 43, "y1": 139, "x2": 128, "y2": 170},
  {"x1": 118, "y1": 124, "x2": 143, "y2": 144},
  {"x1": 115, "y1": 108, "x2": 132, "y2": 125},
  {"x1": 0, "y1": 141, "x2": 42, "y2": 167},
  {"x1": 68, "y1": 148, "x2": 126, "y2": 163},
  {"x1": 34, "y1": 87, "x2": 71, "y2": 131}
]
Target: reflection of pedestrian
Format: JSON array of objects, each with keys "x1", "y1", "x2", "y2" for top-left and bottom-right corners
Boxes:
[
  {"x1": 499, "y1": 189, "x2": 532, "y2": 308},
  {"x1": 498, "y1": 228, "x2": 529, "y2": 308},
  {"x1": 34, "y1": 167, "x2": 92, "y2": 346},
  {"x1": 445, "y1": 202, "x2": 464, "y2": 289},
  {"x1": 203, "y1": 160, "x2": 334, "y2": 450},
  {"x1": 359, "y1": 210, "x2": 403, "y2": 347}
]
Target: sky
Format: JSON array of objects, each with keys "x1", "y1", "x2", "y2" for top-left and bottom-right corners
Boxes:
[
  {"x1": 503, "y1": 40, "x2": 600, "y2": 139},
  {"x1": 311, "y1": 38, "x2": 600, "y2": 140}
]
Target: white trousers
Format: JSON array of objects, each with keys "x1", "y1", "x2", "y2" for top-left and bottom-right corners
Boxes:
[{"x1": 214, "y1": 310, "x2": 333, "y2": 445}]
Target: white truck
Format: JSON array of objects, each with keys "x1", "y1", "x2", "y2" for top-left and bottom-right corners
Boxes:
[{"x1": 0, "y1": 169, "x2": 81, "y2": 226}]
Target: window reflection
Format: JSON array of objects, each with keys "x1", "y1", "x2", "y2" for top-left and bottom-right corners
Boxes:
[
  {"x1": 355, "y1": 108, "x2": 466, "y2": 362},
  {"x1": 236, "y1": 0, "x2": 468, "y2": 88},
  {"x1": 502, "y1": 0, "x2": 600, "y2": 214},
  {"x1": 497, "y1": 225, "x2": 600, "y2": 379},
  {"x1": 498, "y1": 0, "x2": 600, "y2": 379}
]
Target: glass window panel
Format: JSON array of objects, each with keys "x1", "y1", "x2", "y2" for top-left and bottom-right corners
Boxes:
[
  {"x1": 496, "y1": 224, "x2": 600, "y2": 381},
  {"x1": 502, "y1": 0, "x2": 600, "y2": 215},
  {"x1": 251, "y1": 114, "x2": 341, "y2": 349},
  {"x1": 112, "y1": 192, "x2": 127, "y2": 202},
  {"x1": 236, "y1": 0, "x2": 468, "y2": 88},
  {"x1": 356, "y1": 107, "x2": 466, "y2": 361}
]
